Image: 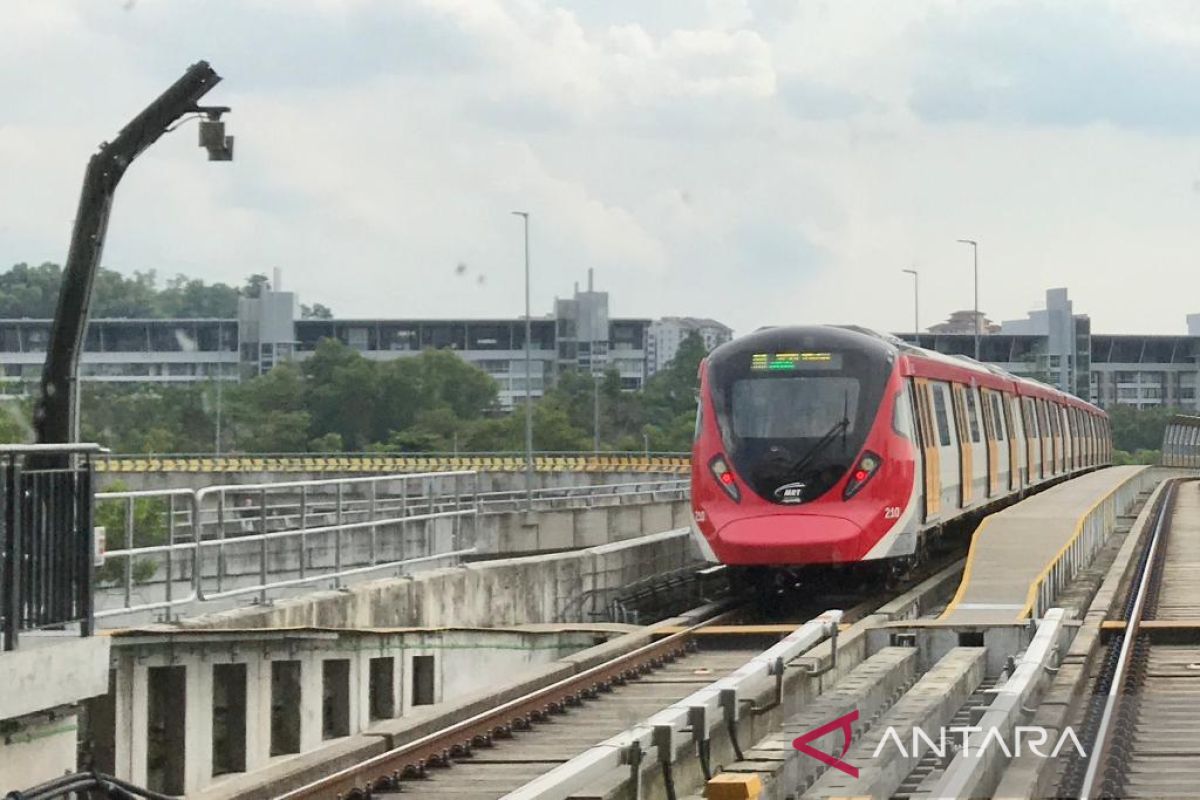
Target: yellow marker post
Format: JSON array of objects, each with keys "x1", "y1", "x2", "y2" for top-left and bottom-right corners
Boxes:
[{"x1": 706, "y1": 773, "x2": 762, "y2": 800}]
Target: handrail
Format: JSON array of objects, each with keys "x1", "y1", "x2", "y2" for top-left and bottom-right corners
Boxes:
[{"x1": 502, "y1": 610, "x2": 843, "y2": 800}]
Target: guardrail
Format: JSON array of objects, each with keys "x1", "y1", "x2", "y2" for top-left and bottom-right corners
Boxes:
[
  {"x1": 94, "y1": 471, "x2": 481, "y2": 620},
  {"x1": 1161, "y1": 414, "x2": 1200, "y2": 468},
  {"x1": 1, "y1": 444, "x2": 101, "y2": 651},
  {"x1": 928, "y1": 608, "x2": 1069, "y2": 798},
  {"x1": 1025, "y1": 467, "x2": 1160, "y2": 620},
  {"x1": 93, "y1": 474, "x2": 692, "y2": 621},
  {"x1": 96, "y1": 452, "x2": 692, "y2": 474},
  {"x1": 503, "y1": 610, "x2": 843, "y2": 800},
  {"x1": 476, "y1": 478, "x2": 689, "y2": 512}
]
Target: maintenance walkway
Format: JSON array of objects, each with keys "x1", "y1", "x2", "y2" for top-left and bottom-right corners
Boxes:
[{"x1": 940, "y1": 465, "x2": 1153, "y2": 625}]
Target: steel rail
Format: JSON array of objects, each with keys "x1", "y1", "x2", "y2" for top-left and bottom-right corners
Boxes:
[
  {"x1": 1078, "y1": 478, "x2": 1177, "y2": 799},
  {"x1": 275, "y1": 606, "x2": 741, "y2": 800}
]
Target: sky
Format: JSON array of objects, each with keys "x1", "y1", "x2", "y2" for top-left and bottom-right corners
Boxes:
[{"x1": 5, "y1": 0, "x2": 1200, "y2": 337}]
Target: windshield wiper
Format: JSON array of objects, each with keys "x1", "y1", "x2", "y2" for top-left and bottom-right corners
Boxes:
[{"x1": 790, "y1": 414, "x2": 851, "y2": 476}]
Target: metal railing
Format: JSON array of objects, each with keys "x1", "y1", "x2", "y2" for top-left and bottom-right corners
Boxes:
[
  {"x1": 1025, "y1": 467, "x2": 1160, "y2": 619},
  {"x1": 503, "y1": 610, "x2": 843, "y2": 800},
  {"x1": 94, "y1": 471, "x2": 482, "y2": 620},
  {"x1": 1, "y1": 444, "x2": 102, "y2": 651},
  {"x1": 476, "y1": 478, "x2": 689, "y2": 512}
]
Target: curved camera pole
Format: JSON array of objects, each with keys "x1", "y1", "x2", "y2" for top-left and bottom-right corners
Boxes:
[{"x1": 33, "y1": 60, "x2": 231, "y2": 446}]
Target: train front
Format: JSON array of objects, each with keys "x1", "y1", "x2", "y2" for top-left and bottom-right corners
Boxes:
[{"x1": 690, "y1": 326, "x2": 915, "y2": 566}]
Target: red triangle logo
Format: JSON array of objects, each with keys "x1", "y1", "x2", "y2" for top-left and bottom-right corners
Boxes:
[{"x1": 792, "y1": 709, "x2": 859, "y2": 778}]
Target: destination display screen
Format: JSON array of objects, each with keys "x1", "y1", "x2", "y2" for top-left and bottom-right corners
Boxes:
[{"x1": 750, "y1": 352, "x2": 842, "y2": 371}]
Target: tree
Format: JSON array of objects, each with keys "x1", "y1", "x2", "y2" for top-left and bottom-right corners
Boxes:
[
  {"x1": 1108, "y1": 404, "x2": 1177, "y2": 453},
  {"x1": 159, "y1": 274, "x2": 240, "y2": 317},
  {"x1": 226, "y1": 363, "x2": 310, "y2": 452},
  {"x1": 242, "y1": 273, "x2": 270, "y2": 299},
  {"x1": 301, "y1": 303, "x2": 334, "y2": 319}
]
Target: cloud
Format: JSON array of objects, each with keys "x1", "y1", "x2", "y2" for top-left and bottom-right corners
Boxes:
[
  {"x1": 909, "y1": 2, "x2": 1200, "y2": 133},
  {"x1": 9, "y1": 0, "x2": 1200, "y2": 341}
]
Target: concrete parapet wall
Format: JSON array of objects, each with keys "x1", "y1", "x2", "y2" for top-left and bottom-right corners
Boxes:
[
  {"x1": 0, "y1": 634, "x2": 112, "y2": 792},
  {"x1": 175, "y1": 528, "x2": 700, "y2": 631},
  {"x1": 480, "y1": 500, "x2": 691, "y2": 553}
]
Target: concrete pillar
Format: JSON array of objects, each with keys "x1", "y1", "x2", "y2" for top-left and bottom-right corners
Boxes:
[
  {"x1": 355, "y1": 652, "x2": 371, "y2": 733},
  {"x1": 299, "y1": 652, "x2": 323, "y2": 752},
  {"x1": 129, "y1": 665, "x2": 150, "y2": 787},
  {"x1": 185, "y1": 661, "x2": 213, "y2": 796},
  {"x1": 113, "y1": 659, "x2": 134, "y2": 781},
  {"x1": 246, "y1": 658, "x2": 271, "y2": 773}
]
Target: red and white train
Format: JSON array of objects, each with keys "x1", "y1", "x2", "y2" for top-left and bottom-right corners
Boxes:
[{"x1": 690, "y1": 325, "x2": 1111, "y2": 570}]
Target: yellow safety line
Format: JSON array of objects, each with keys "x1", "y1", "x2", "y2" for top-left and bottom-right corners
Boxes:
[
  {"x1": 97, "y1": 455, "x2": 692, "y2": 473},
  {"x1": 1014, "y1": 470, "x2": 1143, "y2": 620},
  {"x1": 938, "y1": 515, "x2": 995, "y2": 619},
  {"x1": 941, "y1": 467, "x2": 1144, "y2": 621}
]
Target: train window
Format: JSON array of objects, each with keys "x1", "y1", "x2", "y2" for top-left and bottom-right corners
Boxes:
[
  {"x1": 932, "y1": 384, "x2": 952, "y2": 447},
  {"x1": 965, "y1": 389, "x2": 981, "y2": 443},
  {"x1": 729, "y1": 376, "x2": 861, "y2": 438},
  {"x1": 892, "y1": 387, "x2": 914, "y2": 440},
  {"x1": 693, "y1": 403, "x2": 703, "y2": 442},
  {"x1": 991, "y1": 394, "x2": 1006, "y2": 441}
]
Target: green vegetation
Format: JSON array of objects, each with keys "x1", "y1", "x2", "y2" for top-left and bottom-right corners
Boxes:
[
  {"x1": 0, "y1": 261, "x2": 270, "y2": 318},
  {"x1": 1108, "y1": 404, "x2": 1179, "y2": 465},
  {"x1": 0, "y1": 261, "x2": 709, "y2": 453},
  {"x1": 0, "y1": 333, "x2": 708, "y2": 455}
]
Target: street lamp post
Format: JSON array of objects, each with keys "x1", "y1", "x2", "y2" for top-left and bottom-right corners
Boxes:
[
  {"x1": 593, "y1": 370, "x2": 600, "y2": 455},
  {"x1": 902, "y1": 268, "x2": 919, "y2": 341},
  {"x1": 957, "y1": 239, "x2": 979, "y2": 360},
  {"x1": 513, "y1": 211, "x2": 534, "y2": 511}
]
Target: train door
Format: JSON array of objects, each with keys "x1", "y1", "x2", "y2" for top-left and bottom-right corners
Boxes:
[
  {"x1": 1005, "y1": 393, "x2": 1024, "y2": 489},
  {"x1": 950, "y1": 384, "x2": 973, "y2": 508},
  {"x1": 930, "y1": 381, "x2": 960, "y2": 512},
  {"x1": 1054, "y1": 404, "x2": 1066, "y2": 473},
  {"x1": 1036, "y1": 400, "x2": 1052, "y2": 477},
  {"x1": 964, "y1": 386, "x2": 986, "y2": 501},
  {"x1": 982, "y1": 389, "x2": 1005, "y2": 497},
  {"x1": 1084, "y1": 413, "x2": 1093, "y2": 467},
  {"x1": 910, "y1": 379, "x2": 937, "y2": 521},
  {"x1": 1024, "y1": 398, "x2": 1042, "y2": 482}
]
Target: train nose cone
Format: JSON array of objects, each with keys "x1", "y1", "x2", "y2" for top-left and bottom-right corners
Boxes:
[{"x1": 716, "y1": 514, "x2": 865, "y2": 564}]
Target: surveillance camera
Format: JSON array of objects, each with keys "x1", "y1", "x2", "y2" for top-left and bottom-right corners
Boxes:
[{"x1": 199, "y1": 118, "x2": 234, "y2": 161}]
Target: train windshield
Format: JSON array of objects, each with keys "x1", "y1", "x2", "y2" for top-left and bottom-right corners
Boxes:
[{"x1": 708, "y1": 336, "x2": 891, "y2": 504}]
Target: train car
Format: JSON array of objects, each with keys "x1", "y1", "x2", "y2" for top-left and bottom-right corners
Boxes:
[{"x1": 689, "y1": 325, "x2": 1110, "y2": 574}]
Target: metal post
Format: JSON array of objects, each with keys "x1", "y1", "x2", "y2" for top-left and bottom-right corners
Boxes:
[
  {"x1": 258, "y1": 487, "x2": 268, "y2": 604},
  {"x1": 902, "y1": 268, "x2": 919, "y2": 337},
  {"x1": 369, "y1": 480, "x2": 378, "y2": 566},
  {"x1": 214, "y1": 377, "x2": 222, "y2": 455},
  {"x1": 400, "y1": 477, "x2": 408, "y2": 566},
  {"x1": 593, "y1": 372, "x2": 600, "y2": 455},
  {"x1": 513, "y1": 210, "x2": 534, "y2": 512},
  {"x1": 123, "y1": 497, "x2": 134, "y2": 611},
  {"x1": 957, "y1": 239, "x2": 979, "y2": 360},
  {"x1": 79, "y1": 460, "x2": 94, "y2": 636},
  {"x1": 299, "y1": 484, "x2": 308, "y2": 579},
  {"x1": 164, "y1": 494, "x2": 175, "y2": 613},
  {"x1": 34, "y1": 61, "x2": 228, "y2": 446},
  {"x1": 334, "y1": 482, "x2": 344, "y2": 587},
  {"x1": 216, "y1": 493, "x2": 226, "y2": 594},
  {"x1": 453, "y1": 473, "x2": 462, "y2": 551}
]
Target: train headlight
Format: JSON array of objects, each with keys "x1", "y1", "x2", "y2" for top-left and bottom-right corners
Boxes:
[
  {"x1": 843, "y1": 451, "x2": 881, "y2": 499},
  {"x1": 709, "y1": 455, "x2": 741, "y2": 502}
]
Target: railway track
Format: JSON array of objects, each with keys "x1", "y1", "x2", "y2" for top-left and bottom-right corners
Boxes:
[
  {"x1": 275, "y1": 597, "x2": 898, "y2": 799},
  {"x1": 270, "y1": 542, "x2": 970, "y2": 800},
  {"x1": 1060, "y1": 478, "x2": 1200, "y2": 799}
]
